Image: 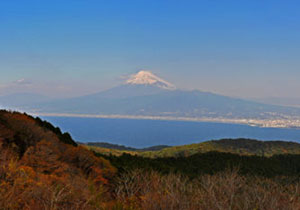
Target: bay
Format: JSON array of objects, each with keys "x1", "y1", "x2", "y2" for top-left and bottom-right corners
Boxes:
[{"x1": 41, "y1": 116, "x2": 300, "y2": 148}]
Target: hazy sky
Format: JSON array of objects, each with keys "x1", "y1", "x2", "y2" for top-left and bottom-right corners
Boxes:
[{"x1": 1, "y1": 0, "x2": 300, "y2": 98}]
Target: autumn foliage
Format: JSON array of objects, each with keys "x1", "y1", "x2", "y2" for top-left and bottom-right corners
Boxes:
[{"x1": 0, "y1": 110, "x2": 116, "y2": 209}]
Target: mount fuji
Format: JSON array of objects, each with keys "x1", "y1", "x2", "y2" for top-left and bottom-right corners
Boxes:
[
  {"x1": 2, "y1": 71, "x2": 300, "y2": 120},
  {"x1": 84, "y1": 71, "x2": 176, "y2": 99},
  {"x1": 125, "y1": 70, "x2": 176, "y2": 90}
]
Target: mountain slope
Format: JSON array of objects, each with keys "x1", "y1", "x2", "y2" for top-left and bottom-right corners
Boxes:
[
  {"x1": 3, "y1": 71, "x2": 300, "y2": 121},
  {"x1": 32, "y1": 89, "x2": 300, "y2": 119}
]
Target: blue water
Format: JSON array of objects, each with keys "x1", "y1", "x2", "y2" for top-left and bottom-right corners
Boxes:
[{"x1": 41, "y1": 117, "x2": 300, "y2": 148}]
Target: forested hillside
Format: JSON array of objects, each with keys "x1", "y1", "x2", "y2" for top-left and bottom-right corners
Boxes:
[{"x1": 0, "y1": 110, "x2": 116, "y2": 209}]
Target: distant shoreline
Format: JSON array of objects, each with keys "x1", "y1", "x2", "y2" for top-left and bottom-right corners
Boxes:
[{"x1": 30, "y1": 112, "x2": 300, "y2": 129}]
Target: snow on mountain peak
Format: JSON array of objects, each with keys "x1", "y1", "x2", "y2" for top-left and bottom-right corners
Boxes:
[{"x1": 125, "y1": 70, "x2": 176, "y2": 90}]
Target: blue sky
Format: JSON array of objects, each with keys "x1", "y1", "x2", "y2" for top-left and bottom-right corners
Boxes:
[{"x1": 1, "y1": 0, "x2": 300, "y2": 98}]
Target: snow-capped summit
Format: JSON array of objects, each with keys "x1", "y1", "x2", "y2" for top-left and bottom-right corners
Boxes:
[{"x1": 125, "y1": 70, "x2": 176, "y2": 90}]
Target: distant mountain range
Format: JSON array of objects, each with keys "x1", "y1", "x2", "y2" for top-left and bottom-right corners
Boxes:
[{"x1": 1, "y1": 71, "x2": 300, "y2": 121}]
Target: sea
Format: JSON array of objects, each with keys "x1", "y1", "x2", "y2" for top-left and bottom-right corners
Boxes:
[{"x1": 41, "y1": 116, "x2": 300, "y2": 148}]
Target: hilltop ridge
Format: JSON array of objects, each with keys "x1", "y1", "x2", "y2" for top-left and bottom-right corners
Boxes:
[{"x1": 87, "y1": 138, "x2": 300, "y2": 158}]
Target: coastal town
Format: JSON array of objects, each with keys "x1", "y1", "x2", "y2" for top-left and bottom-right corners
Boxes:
[{"x1": 33, "y1": 112, "x2": 300, "y2": 129}]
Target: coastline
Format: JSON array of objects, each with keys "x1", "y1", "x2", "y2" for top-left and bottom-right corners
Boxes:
[{"x1": 30, "y1": 112, "x2": 300, "y2": 129}]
